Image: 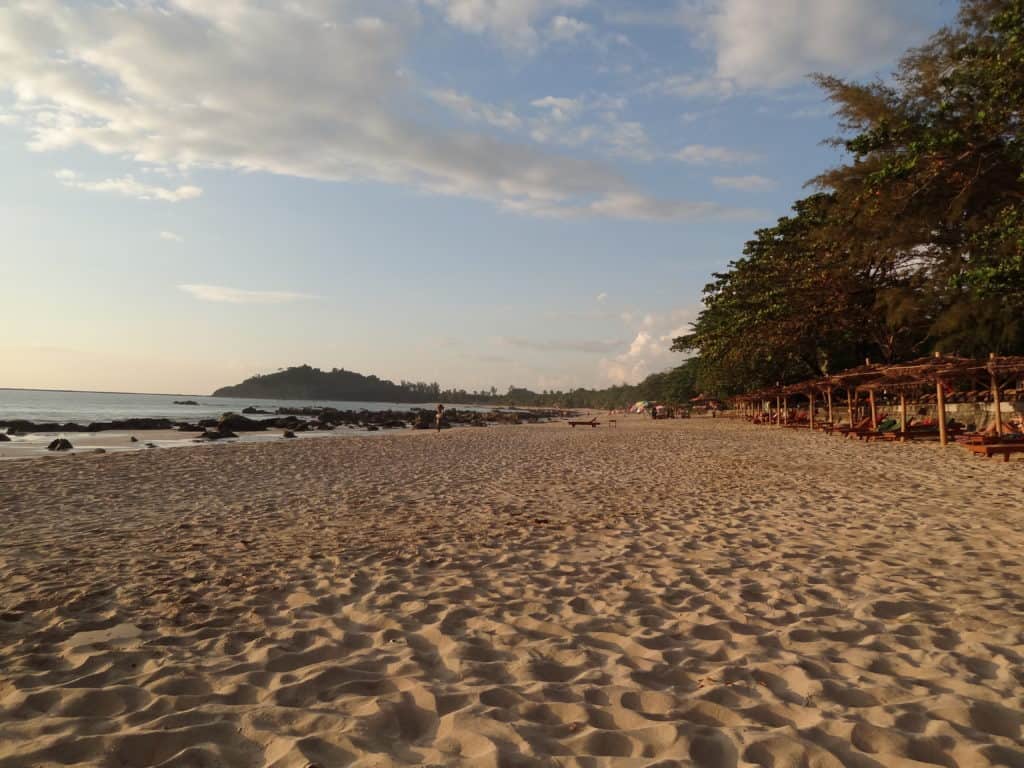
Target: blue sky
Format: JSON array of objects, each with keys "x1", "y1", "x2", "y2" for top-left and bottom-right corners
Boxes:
[{"x1": 1, "y1": 0, "x2": 957, "y2": 395}]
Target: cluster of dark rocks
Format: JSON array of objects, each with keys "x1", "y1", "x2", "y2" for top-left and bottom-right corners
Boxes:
[
  {"x1": 1, "y1": 406, "x2": 565, "y2": 441},
  {"x1": 1, "y1": 418, "x2": 182, "y2": 434}
]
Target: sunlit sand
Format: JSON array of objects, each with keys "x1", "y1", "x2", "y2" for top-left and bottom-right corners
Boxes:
[{"x1": 2, "y1": 417, "x2": 1022, "y2": 767}]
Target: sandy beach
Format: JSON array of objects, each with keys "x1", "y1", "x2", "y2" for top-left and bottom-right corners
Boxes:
[{"x1": 1, "y1": 417, "x2": 1022, "y2": 767}]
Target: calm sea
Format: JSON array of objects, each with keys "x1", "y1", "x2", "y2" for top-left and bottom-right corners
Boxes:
[{"x1": 0, "y1": 389, "x2": 489, "y2": 424}]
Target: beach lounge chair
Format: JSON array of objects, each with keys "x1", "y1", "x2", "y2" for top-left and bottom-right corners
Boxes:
[
  {"x1": 964, "y1": 443, "x2": 1024, "y2": 462},
  {"x1": 567, "y1": 418, "x2": 600, "y2": 428}
]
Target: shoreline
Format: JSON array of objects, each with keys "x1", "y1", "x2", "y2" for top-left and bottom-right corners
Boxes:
[{"x1": 0, "y1": 408, "x2": 593, "y2": 461}]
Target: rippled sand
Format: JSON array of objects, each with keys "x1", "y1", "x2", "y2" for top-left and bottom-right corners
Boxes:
[{"x1": 1, "y1": 418, "x2": 1022, "y2": 767}]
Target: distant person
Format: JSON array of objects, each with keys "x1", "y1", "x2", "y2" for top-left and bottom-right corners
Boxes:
[{"x1": 435, "y1": 403, "x2": 445, "y2": 432}]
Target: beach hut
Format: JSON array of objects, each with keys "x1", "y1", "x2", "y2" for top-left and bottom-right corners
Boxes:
[
  {"x1": 830, "y1": 361, "x2": 888, "y2": 430},
  {"x1": 782, "y1": 379, "x2": 832, "y2": 429},
  {"x1": 980, "y1": 354, "x2": 1024, "y2": 436},
  {"x1": 872, "y1": 353, "x2": 1024, "y2": 445}
]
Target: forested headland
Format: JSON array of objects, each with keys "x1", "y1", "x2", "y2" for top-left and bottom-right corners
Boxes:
[
  {"x1": 212, "y1": 363, "x2": 700, "y2": 409},
  {"x1": 675, "y1": 0, "x2": 1024, "y2": 396}
]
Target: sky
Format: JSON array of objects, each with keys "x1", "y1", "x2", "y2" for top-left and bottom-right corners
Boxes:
[{"x1": 0, "y1": 0, "x2": 959, "y2": 395}]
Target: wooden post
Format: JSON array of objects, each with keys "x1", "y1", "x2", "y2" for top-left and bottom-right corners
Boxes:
[
  {"x1": 899, "y1": 391, "x2": 907, "y2": 442},
  {"x1": 809, "y1": 391, "x2": 815, "y2": 429},
  {"x1": 989, "y1": 353, "x2": 1003, "y2": 436},
  {"x1": 846, "y1": 387, "x2": 854, "y2": 427},
  {"x1": 826, "y1": 387, "x2": 833, "y2": 425},
  {"x1": 936, "y1": 377, "x2": 948, "y2": 447},
  {"x1": 774, "y1": 396, "x2": 780, "y2": 425},
  {"x1": 868, "y1": 389, "x2": 878, "y2": 429}
]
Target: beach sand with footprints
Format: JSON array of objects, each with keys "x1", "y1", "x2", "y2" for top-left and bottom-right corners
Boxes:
[{"x1": 1, "y1": 417, "x2": 1022, "y2": 767}]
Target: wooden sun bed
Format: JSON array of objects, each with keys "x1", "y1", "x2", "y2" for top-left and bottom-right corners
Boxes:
[
  {"x1": 863, "y1": 426, "x2": 963, "y2": 442},
  {"x1": 964, "y1": 443, "x2": 1024, "y2": 462},
  {"x1": 567, "y1": 418, "x2": 600, "y2": 428}
]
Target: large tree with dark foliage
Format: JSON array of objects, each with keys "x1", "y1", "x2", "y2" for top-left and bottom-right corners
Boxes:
[{"x1": 677, "y1": 0, "x2": 1024, "y2": 395}]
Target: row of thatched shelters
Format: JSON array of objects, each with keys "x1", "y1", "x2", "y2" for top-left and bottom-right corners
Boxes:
[{"x1": 731, "y1": 353, "x2": 1024, "y2": 446}]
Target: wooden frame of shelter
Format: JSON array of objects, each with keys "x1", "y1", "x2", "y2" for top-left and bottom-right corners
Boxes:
[
  {"x1": 748, "y1": 386, "x2": 787, "y2": 425},
  {"x1": 734, "y1": 354, "x2": 1024, "y2": 448},
  {"x1": 980, "y1": 354, "x2": 1024, "y2": 437},
  {"x1": 827, "y1": 361, "x2": 887, "y2": 431},
  {"x1": 782, "y1": 376, "x2": 851, "y2": 430},
  {"x1": 869, "y1": 354, "x2": 979, "y2": 446}
]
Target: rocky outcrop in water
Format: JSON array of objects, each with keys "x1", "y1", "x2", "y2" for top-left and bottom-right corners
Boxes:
[{"x1": 1, "y1": 407, "x2": 566, "y2": 436}]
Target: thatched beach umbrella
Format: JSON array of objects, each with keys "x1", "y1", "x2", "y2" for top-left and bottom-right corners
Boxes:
[
  {"x1": 874, "y1": 354, "x2": 976, "y2": 446},
  {"x1": 783, "y1": 380, "x2": 821, "y2": 429},
  {"x1": 830, "y1": 361, "x2": 887, "y2": 429},
  {"x1": 983, "y1": 354, "x2": 1024, "y2": 436}
]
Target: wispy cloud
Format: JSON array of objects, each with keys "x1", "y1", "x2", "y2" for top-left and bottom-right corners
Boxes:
[
  {"x1": 499, "y1": 336, "x2": 626, "y2": 354},
  {"x1": 530, "y1": 95, "x2": 584, "y2": 123},
  {"x1": 672, "y1": 145, "x2": 760, "y2": 165},
  {"x1": 178, "y1": 284, "x2": 315, "y2": 304},
  {"x1": 712, "y1": 174, "x2": 775, "y2": 191},
  {"x1": 57, "y1": 170, "x2": 202, "y2": 202},
  {"x1": 428, "y1": 89, "x2": 522, "y2": 130},
  {"x1": 548, "y1": 15, "x2": 590, "y2": 43},
  {"x1": 423, "y1": 0, "x2": 589, "y2": 51},
  {"x1": 791, "y1": 104, "x2": 835, "y2": 119},
  {"x1": 4, "y1": 5, "x2": 748, "y2": 222},
  {"x1": 159, "y1": 230, "x2": 184, "y2": 243}
]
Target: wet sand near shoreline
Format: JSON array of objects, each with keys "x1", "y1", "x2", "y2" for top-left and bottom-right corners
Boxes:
[
  {"x1": 1, "y1": 418, "x2": 1022, "y2": 767},
  {"x1": 0, "y1": 427, "x2": 392, "y2": 461}
]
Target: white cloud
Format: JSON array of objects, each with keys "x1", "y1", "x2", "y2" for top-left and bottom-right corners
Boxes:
[
  {"x1": 429, "y1": 89, "x2": 522, "y2": 130},
  {"x1": 528, "y1": 94, "x2": 655, "y2": 162},
  {"x1": 178, "y1": 284, "x2": 315, "y2": 304},
  {"x1": 790, "y1": 103, "x2": 834, "y2": 119},
  {"x1": 672, "y1": 144, "x2": 759, "y2": 165},
  {"x1": 712, "y1": 174, "x2": 774, "y2": 191},
  {"x1": 548, "y1": 15, "x2": 590, "y2": 42},
  {"x1": 1, "y1": 2, "x2": 731, "y2": 222},
  {"x1": 424, "y1": 0, "x2": 588, "y2": 50},
  {"x1": 512, "y1": 192, "x2": 757, "y2": 222},
  {"x1": 55, "y1": 170, "x2": 202, "y2": 202},
  {"x1": 648, "y1": 73, "x2": 736, "y2": 100},
  {"x1": 599, "y1": 308, "x2": 697, "y2": 384},
  {"x1": 686, "y1": 0, "x2": 942, "y2": 89},
  {"x1": 159, "y1": 230, "x2": 184, "y2": 243},
  {"x1": 531, "y1": 96, "x2": 583, "y2": 123}
]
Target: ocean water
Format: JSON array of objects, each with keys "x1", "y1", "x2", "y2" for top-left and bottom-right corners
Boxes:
[{"x1": 0, "y1": 388, "x2": 491, "y2": 424}]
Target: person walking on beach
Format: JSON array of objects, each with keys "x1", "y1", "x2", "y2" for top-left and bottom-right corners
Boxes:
[{"x1": 435, "y1": 403, "x2": 445, "y2": 432}]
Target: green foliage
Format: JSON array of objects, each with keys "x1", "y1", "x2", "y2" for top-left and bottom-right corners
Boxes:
[{"x1": 681, "y1": 0, "x2": 1024, "y2": 395}]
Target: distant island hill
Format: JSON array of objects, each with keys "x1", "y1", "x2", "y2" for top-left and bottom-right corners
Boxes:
[
  {"x1": 212, "y1": 363, "x2": 701, "y2": 409},
  {"x1": 213, "y1": 365, "x2": 456, "y2": 403}
]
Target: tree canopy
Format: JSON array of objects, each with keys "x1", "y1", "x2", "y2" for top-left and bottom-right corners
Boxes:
[{"x1": 676, "y1": 0, "x2": 1024, "y2": 395}]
